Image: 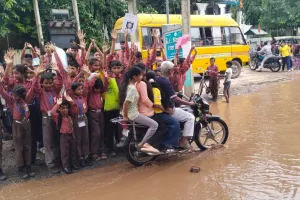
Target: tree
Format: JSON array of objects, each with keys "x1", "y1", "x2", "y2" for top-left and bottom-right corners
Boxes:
[
  {"x1": 137, "y1": 0, "x2": 181, "y2": 14},
  {"x1": 242, "y1": 0, "x2": 262, "y2": 25},
  {"x1": 0, "y1": 0, "x2": 126, "y2": 48}
]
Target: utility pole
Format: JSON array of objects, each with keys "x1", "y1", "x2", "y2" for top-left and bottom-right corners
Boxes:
[
  {"x1": 181, "y1": 0, "x2": 193, "y2": 96},
  {"x1": 72, "y1": 0, "x2": 81, "y2": 31},
  {"x1": 127, "y1": 0, "x2": 137, "y2": 15},
  {"x1": 32, "y1": 0, "x2": 44, "y2": 45},
  {"x1": 166, "y1": 0, "x2": 170, "y2": 24}
]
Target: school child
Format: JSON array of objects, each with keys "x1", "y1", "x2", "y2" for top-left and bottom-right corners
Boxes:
[
  {"x1": 35, "y1": 65, "x2": 67, "y2": 174},
  {"x1": 223, "y1": 61, "x2": 233, "y2": 103},
  {"x1": 3, "y1": 55, "x2": 42, "y2": 165},
  {"x1": 207, "y1": 57, "x2": 219, "y2": 101},
  {"x1": 103, "y1": 61, "x2": 122, "y2": 157},
  {"x1": 51, "y1": 97, "x2": 76, "y2": 174},
  {"x1": 65, "y1": 66, "x2": 92, "y2": 167},
  {"x1": 0, "y1": 79, "x2": 37, "y2": 179},
  {"x1": 170, "y1": 45, "x2": 197, "y2": 92},
  {"x1": 87, "y1": 76, "x2": 108, "y2": 160}
]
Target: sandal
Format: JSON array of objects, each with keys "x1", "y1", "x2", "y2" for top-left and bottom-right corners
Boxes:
[{"x1": 100, "y1": 153, "x2": 108, "y2": 160}]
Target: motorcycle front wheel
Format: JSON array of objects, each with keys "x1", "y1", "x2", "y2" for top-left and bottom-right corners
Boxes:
[
  {"x1": 125, "y1": 134, "x2": 155, "y2": 166},
  {"x1": 194, "y1": 118, "x2": 229, "y2": 150},
  {"x1": 249, "y1": 58, "x2": 258, "y2": 71},
  {"x1": 270, "y1": 61, "x2": 281, "y2": 72}
]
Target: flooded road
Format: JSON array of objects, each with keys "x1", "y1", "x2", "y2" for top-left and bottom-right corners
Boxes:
[{"x1": 2, "y1": 77, "x2": 300, "y2": 200}]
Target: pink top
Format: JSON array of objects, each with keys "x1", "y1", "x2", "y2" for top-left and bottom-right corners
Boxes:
[
  {"x1": 207, "y1": 65, "x2": 219, "y2": 77},
  {"x1": 51, "y1": 104, "x2": 73, "y2": 134},
  {"x1": 87, "y1": 76, "x2": 109, "y2": 110},
  {"x1": 135, "y1": 81, "x2": 154, "y2": 117}
]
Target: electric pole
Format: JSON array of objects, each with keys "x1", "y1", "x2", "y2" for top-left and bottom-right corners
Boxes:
[
  {"x1": 181, "y1": 0, "x2": 193, "y2": 95},
  {"x1": 33, "y1": 0, "x2": 44, "y2": 45},
  {"x1": 72, "y1": 0, "x2": 81, "y2": 31},
  {"x1": 166, "y1": 0, "x2": 170, "y2": 24}
]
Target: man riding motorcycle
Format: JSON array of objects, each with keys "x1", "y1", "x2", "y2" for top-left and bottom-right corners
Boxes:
[
  {"x1": 257, "y1": 41, "x2": 273, "y2": 72},
  {"x1": 156, "y1": 61, "x2": 195, "y2": 148}
]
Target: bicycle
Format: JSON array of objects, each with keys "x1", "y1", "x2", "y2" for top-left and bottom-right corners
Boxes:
[{"x1": 198, "y1": 71, "x2": 209, "y2": 96}]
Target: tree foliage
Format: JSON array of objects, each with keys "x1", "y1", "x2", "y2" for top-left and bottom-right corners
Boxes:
[
  {"x1": 137, "y1": 0, "x2": 181, "y2": 14},
  {"x1": 242, "y1": 0, "x2": 300, "y2": 31},
  {"x1": 0, "y1": 0, "x2": 126, "y2": 47}
]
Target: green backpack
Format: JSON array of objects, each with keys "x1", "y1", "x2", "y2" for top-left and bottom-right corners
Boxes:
[{"x1": 104, "y1": 78, "x2": 120, "y2": 111}]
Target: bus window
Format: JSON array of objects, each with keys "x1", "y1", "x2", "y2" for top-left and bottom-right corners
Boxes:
[
  {"x1": 221, "y1": 27, "x2": 230, "y2": 45},
  {"x1": 191, "y1": 27, "x2": 205, "y2": 47},
  {"x1": 229, "y1": 27, "x2": 245, "y2": 45},
  {"x1": 212, "y1": 27, "x2": 222, "y2": 46},
  {"x1": 141, "y1": 27, "x2": 162, "y2": 49},
  {"x1": 204, "y1": 27, "x2": 213, "y2": 45}
]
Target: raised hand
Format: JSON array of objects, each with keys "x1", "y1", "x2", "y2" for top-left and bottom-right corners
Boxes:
[
  {"x1": 79, "y1": 39, "x2": 86, "y2": 49},
  {"x1": 51, "y1": 63, "x2": 60, "y2": 72},
  {"x1": 4, "y1": 53, "x2": 13, "y2": 65},
  {"x1": 152, "y1": 29, "x2": 158, "y2": 38},
  {"x1": 27, "y1": 43, "x2": 33, "y2": 49},
  {"x1": 77, "y1": 30, "x2": 86, "y2": 41},
  {"x1": 64, "y1": 94, "x2": 73, "y2": 103},
  {"x1": 124, "y1": 29, "x2": 129, "y2": 38},
  {"x1": 82, "y1": 64, "x2": 91, "y2": 75},
  {"x1": 47, "y1": 42, "x2": 56, "y2": 52},
  {"x1": 102, "y1": 42, "x2": 109, "y2": 53},
  {"x1": 57, "y1": 98, "x2": 63, "y2": 105},
  {"x1": 111, "y1": 30, "x2": 117, "y2": 41},
  {"x1": 7, "y1": 48, "x2": 15, "y2": 59}
]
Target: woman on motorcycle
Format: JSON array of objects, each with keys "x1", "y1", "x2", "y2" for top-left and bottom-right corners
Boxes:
[
  {"x1": 134, "y1": 64, "x2": 168, "y2": 150},
  {"x1": 119, "y1": 66, "x2": 159, "y2": 154}
]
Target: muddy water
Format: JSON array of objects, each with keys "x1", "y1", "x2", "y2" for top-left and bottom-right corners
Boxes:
[{"x1": 2, "y1": 78, "x2": 300, "y2": 200}]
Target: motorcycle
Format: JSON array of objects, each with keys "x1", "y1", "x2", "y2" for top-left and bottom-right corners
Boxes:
[
  {"x1": 249, "y1": 52, "x2": 281, "y2": 72},
  {"x1": 111, "y1": 94, "x2": 229, "y2": 166}
]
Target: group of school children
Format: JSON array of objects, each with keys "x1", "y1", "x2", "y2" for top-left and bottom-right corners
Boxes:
[{"x1": 0, "y1": 29, "x2": 200, "y2": 180}]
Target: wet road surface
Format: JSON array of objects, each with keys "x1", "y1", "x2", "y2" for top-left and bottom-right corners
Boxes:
[{"x1": 1, "y1": 77, "x2": 300, "y2": 200}]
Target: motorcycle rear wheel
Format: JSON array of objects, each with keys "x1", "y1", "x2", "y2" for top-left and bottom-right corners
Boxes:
[
  {"x1": 125, "y1": 134, "x2": 155, "y2": 166},
  {"x1": 194, "y1": 118, "x2": 229, "y2": 150},
  {"x1": 270, "y1": 61, "x2": 281, "y2": 72}
]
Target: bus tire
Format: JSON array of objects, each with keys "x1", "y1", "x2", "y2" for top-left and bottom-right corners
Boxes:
[{"x1": 231, "y1": 60, "x2": 242, "y2": 79}]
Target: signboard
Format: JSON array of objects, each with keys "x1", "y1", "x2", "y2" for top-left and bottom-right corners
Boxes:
[
  {"x1": 121, "y1": 13, "x2": 138, "y2": 35},
  {"x1": 163, "y1": 29, "x2": 183, "y2": 60},
  {"x1": 218, "y1": 0, "x2": 239, "y2": 5}
]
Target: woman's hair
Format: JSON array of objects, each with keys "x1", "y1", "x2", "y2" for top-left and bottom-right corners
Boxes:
[
  {"x1": 93, "y1": 78, "x2": 103, "y2": 89},
  {"x1": 15, "y1": 64, "x2": 28, "y2": 79},
  {"x1": 89, "y1": 58, "x2": 100, "y2": 66},
  {"x1": 12, "y1": 85, "x2": 26, "y2": 100},
  {"x1": 146, "y1": 70, "x2": 167, "y2": 108},
  {"x1": 109, "y1": 60, "x2": 122, "y2": 69},
  {"x1": 134, "y1": 62, "x2": 146, "y2": 72},
  {"x1": 71, "y1": 82, "x2": 82, "y2": 91},
  {"x1": 119, "y1": 66, "x2": 142, "y2": 107},
  {"x1": 136, "y1": 51, "x2": 142, "y2": 59},
  {"x1": 41, "y1": 72, "x2": 54, "y2": 82},
  {"x1": 69, "y1": 60, "x2": 79, "y2": 69}
]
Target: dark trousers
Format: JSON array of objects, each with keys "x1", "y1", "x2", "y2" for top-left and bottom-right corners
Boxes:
[
  {"x1": 282, "y1": 56, "x2": 292, "y2": 71},
  {"x1": 87, "y1": 110, "x2": 105, "y2": 155},
  {"x1": 60, "y1": 134, "x2": 76, "y2": 168},
  {"x1": 29, "y1": 104, "x2": 42, "y2": 163},
  {"x1": 209, "y1": 76, "x2": 219, "y2": 100},
  {"x1": 148, "y1": 114, "x2": 168, "y2": 149},
  {"x1": 104, "y1": 110, "x2": 122, "y2": 150},
  {"x1": 42, "y1": 116, "x2": 61, "y2": 168},
  {"x1": 73, "y1": 115, "x2": 89, "y2": 158},
  {"x1": 12, "y1": 119, "x2": 31, "y2": 167},
  {"x1": 160, "y1": 113, "x2": 180, "y2": 147}
]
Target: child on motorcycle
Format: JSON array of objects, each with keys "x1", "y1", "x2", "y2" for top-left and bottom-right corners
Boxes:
[{"x1": 119, "y1": 67, "x2": 159, "y2": 154}]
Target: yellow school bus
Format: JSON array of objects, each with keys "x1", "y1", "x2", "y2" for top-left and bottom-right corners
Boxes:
[{"x1": 113, "y1": 14, "x2": 250, "y2": 78}]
